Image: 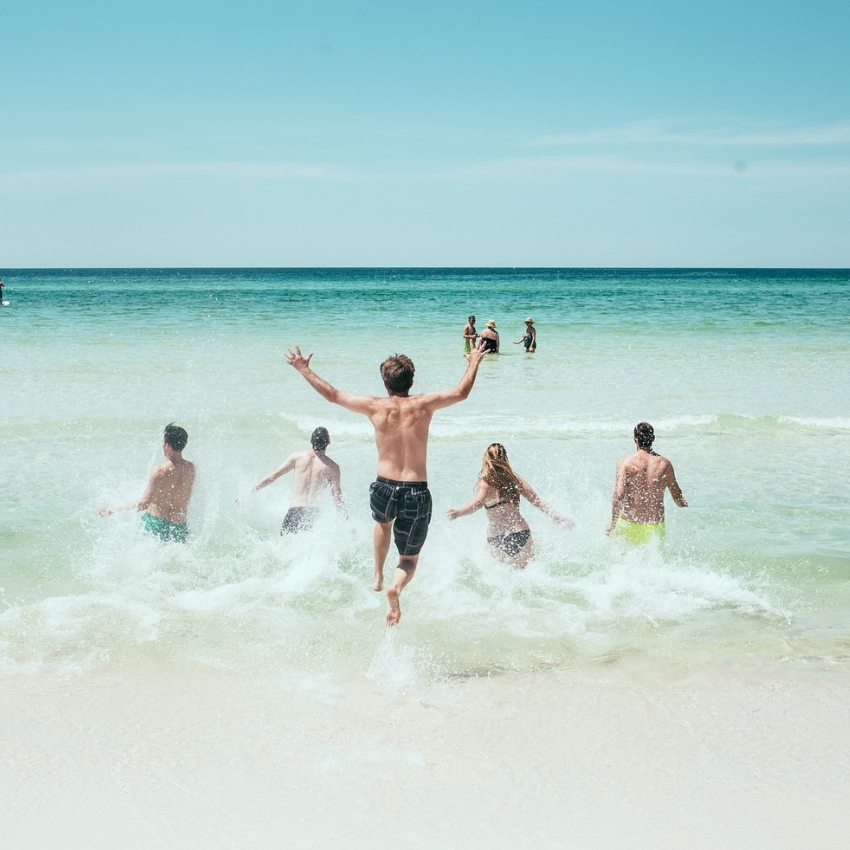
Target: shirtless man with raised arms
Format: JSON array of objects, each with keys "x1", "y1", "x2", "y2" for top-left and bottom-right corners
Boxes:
[
  {"x1": 243, "y1": 426, "x2": 345, "y2": 534},
  {"x1": 286, "y1": 343, "x2": 487, "y2": 625},
  {"x1": 100, "y1": 423, "x2": 196, "y2": 543},
  {"x1": 606, "y1": 421, "x2": 688, "y2": 544}
]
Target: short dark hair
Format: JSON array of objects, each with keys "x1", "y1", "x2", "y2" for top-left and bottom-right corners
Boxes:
[
  {"x1": 380, "y1": 354, "x2": 415, "y2": 393},
  {"x1": 164, "y1": 423, "x2": 188, "y2": 452},
  {"x1": 311, "y1": 426, "x2": 330, "y2": 451},
  {"x1": 634, "y1": 422, "x2": 654, "y2": 448}
]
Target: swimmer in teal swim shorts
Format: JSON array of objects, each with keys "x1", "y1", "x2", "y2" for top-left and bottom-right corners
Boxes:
[
  {"x1": 606, "y1": 422, "x2": 687, "y2": 543},
  {"x1": 100, "y1": 423, "x2": 196, "y2": 543}
]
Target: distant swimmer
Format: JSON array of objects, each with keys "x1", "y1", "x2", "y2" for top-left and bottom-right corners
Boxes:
[
  {"x1": 514, "y1": 317, "x2": 536, "y2": 352},
  {"x1": 462, "y1": 315, "x2": 478, "y2": 354},
  {"x1": 606, "y1": 422, "x2": 688, "y2": 543},
  {"x1": 446, "y1": 443, "x2": 573, "y2": 569},
  {"x1": 241, "y1": 426, "x2": 345, "y2": 534},
  {"x1": 286, "y1": 341, "x2": 487, "y2": 625},
  {"x1": 100, "y1": 423, "x2": 196, "y2": 543},
  {"x1": 479, "y1": 320, "x2": 500, "y2": 354},
  {"x1": 0, "y1": 278, "x2": 6, "y2": 304}
]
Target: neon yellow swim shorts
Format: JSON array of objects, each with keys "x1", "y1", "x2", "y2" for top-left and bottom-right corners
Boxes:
[{"x1": 615, "y1": 517, "x2": 665, "y2": 545}]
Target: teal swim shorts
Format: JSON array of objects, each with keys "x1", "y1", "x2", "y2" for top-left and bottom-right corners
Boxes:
[{"x1": 141, "y1": 511, "x2": 188, "y2": 543}]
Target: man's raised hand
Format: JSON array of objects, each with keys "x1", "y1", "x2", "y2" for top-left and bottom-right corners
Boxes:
[
  {"x1": 464, "y1": 337, "x2": 488, "y2": 364},
  {"x1": 286, "y1": 345, "x2": 314, "y2": 372}
]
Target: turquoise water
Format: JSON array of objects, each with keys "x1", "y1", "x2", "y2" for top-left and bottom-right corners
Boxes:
[{"x1": 1, "y1": 269, "x2": 848, "y2": 678}]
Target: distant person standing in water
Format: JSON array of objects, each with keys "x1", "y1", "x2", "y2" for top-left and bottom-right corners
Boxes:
[
  {"x1": 514, "y1": 317, "x2": 536, "y2": 352},
  {"x1": 100, "y1": 423, "x2": 196, "y2": 543},
  {"x1": 479, "y1": 320, "x2": 500, "y2": 353},
  {"x1": 462, "y1": 315, "x2": 478, "y2": 354},
  {"x1": 447, "y1": 443, "x2": 573, "y2": 569},
  {"x1": 286, "y1": 342, "x2": 487, "y2": 625},
  {"x1": 241, "y1": 426, "x2": 345, "y2": 534},
  {"x1": 606, "y1": 422, "x2": 687, "y2": 543},
  {"x1": 0, "y1": 279, "x2": 5, "y2": 303}
]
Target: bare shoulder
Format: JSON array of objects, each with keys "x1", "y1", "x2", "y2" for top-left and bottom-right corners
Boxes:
[
  {"x1": 616, "y1": 453, "x2": 633, "y2": 470},
  {"x1": 652, "y1": 453, "x2": 672, "y2": 471},
  {"x1": 410, "y1": 389, "x2": 449, "y2": 409}
]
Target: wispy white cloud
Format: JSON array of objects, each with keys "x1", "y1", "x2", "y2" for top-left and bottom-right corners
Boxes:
[
  {"x1": 442, "y1": 154, "x2": 850, "y2": 181},
  {"x1": 3, "y1": 153, "x2": 850, "y2": 192},
  {"x1": 535, "y1": 121, "x2": 850, "y2": 148},
  {"x1": 0, "y1": 160, "x2": 359, "y2": 185}
]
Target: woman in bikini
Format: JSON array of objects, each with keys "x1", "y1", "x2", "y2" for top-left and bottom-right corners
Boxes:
[{"x1": 446, "y1": 443, "x2": 573, "y2": 568}]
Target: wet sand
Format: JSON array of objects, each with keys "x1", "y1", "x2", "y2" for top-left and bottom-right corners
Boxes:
[{"x1": 2, "y1": 664, "x2": 848, "y2": 849}]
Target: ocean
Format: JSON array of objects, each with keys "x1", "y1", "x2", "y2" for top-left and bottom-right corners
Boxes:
[{"x1": 2, "y1": 268, "x2": 849, "y2": 848}]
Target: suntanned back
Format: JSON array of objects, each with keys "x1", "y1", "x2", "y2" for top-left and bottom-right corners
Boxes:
[
  {"x1": 369, "y1": 396, "x2": 433, "y2": 481},
  {"x1": 290, "y1": 452, "x2": 339, "y2": 506},
  {"x1": 620, "y1": 452, "x2": 672, "y2": 524},
  {"x1": 148, "y1": 460, "x2": 196, "y2": 524}
]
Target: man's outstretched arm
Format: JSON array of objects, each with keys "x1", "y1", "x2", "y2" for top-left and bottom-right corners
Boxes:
[
  {"x1": 252, "y1": 454, "x2": 298, "y2": 492},
  {"x1": 286, "y1": 346, "x2": 375, "y2": 415},
  {"x1": 420, "y1": 342, "x2": 488, "y2": 411},
  {"x1": 100, "y1": 466, "x2": 162, "y2": 516},
  {"x1": 329, "y1": 465, "x2": 347, "y2": 515}
]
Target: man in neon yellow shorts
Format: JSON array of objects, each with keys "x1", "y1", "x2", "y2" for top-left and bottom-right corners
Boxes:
[{"x1": 606, "y1": 422, "x2": 687, "y2": 543}]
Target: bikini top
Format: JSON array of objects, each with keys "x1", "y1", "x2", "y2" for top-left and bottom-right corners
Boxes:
[{"x1": 484, "y1": 497, "x2": 509, "y2": 510}]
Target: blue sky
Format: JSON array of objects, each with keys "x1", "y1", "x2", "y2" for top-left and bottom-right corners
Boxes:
[{"x1": 2, "y1": 0, "x2": 848, "y2": 266}]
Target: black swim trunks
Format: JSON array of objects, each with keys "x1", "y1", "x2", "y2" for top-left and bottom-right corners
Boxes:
[
  {"x1": 369, "y1": 477, "x2": 433, "y2": 556},
  {"x1": 281, "y1": 506, "x2": 320, "y2": 535},
  {"x1": 487, "y1": 528, "x2": 532, "y2": 557}
]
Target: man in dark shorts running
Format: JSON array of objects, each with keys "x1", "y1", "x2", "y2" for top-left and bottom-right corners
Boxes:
[
  {"x1": 239, "y1": 427, "x2": 344, "y2": 534},
  {"x1": 286, "y1": 342, "x2": 487, "y2": 625}
]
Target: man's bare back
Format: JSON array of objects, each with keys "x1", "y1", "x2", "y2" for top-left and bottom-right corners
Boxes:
[
  {"x1": 365, "y1": 395, "x2": 434, "y2": 481},
  {"x1": 607, "y1": 423, "x2": 687, "y2": 533},
  {"x1": 288, "y1": 451, "x2": 341, "y2": 506},
  {"x1": 250, "y1": 448, "x2": 342, "y2": 509},
  {"x1": 142, "y1": 457, "x2": 196, "y2": 523}
]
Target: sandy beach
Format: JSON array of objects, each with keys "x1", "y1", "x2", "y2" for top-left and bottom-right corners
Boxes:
[{"x1": 3, "y1": 662, "x2": 848, "y2": 850}]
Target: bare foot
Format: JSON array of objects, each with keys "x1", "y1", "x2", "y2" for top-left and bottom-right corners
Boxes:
[
  {"x1": 386, "y1": 588, "x2": 401, "y2": 626},
  {"x1": 371, "y1": 573, "x2": 383, "y2": 592}
]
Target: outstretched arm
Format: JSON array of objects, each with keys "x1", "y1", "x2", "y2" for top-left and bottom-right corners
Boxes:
[
  {"x1": 420, "y1": 342, "x2": 488, "y2": 412},
  {"x1": 100, "y1": 466, "x2": 162, "y2": 516},
  {"x1": 251, "y1": 454, "x2": 298, "y2": 493},
  {"x1": 606, "y1": 460, "x2": 626, "y2": 534},
  {"x1": 446, "y1": 478, "x2": 489, "y2": 520},
  {"x1": 666, "y1": 464, "x2": 688, "y2": 507},
  {"x1": 330, "y1": 465, "x2": 347, "y2": 515},
  {"x1": 519, "y1": 478, "x2": 574, "y2": 528},
  {"x1": 286, "y1": 346, "x2": 375, "y2": 415}
]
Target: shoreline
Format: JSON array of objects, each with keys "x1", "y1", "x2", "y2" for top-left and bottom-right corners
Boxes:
[{"x1": 3, "y1": 662, "x2": 848, "y2": 849}]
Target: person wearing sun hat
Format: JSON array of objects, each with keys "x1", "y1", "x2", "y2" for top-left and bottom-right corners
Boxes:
[
  {"x1": 514, "y1": 317, "x2": 536, "y2": 353},
  {"x1": 479, "y1": 320, "x2": 500, "y2": 354}
]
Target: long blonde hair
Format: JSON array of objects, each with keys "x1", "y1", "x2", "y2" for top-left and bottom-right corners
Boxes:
[{"x1": 480, "y1": 443, "x2": 521, "y2": 505}]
